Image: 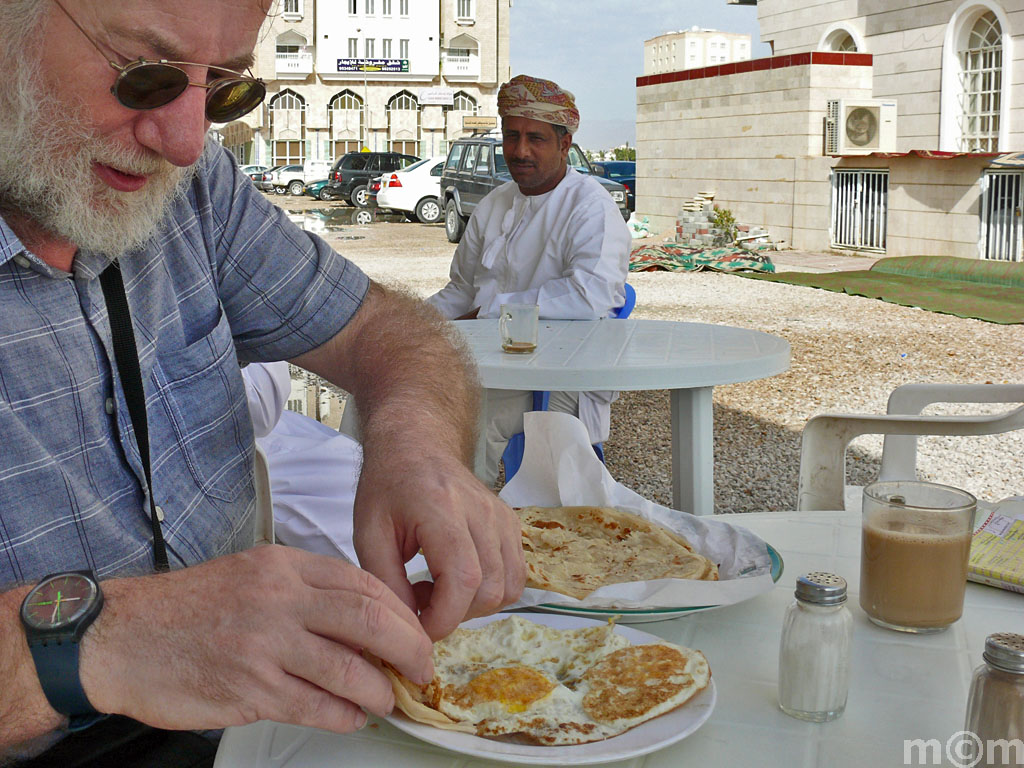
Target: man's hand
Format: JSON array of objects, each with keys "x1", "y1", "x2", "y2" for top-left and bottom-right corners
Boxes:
[
  {"x1": 78, "y1": 546, "x2": 434, "y2": 733},
  {"x1": 454, "y1": 307, "x2": 480, "y2": 320},
  {"x1": 352, "y1": 452, "x2": 526, "y2": 640},
  {"x1": 292, "y1": 283, "x2": 527, "y2": 640}
]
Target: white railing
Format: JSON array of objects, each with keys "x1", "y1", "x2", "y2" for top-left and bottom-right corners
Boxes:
[
  {"x1": 276, "y1": 52, "x2": 314, "y2": 75},
  {"x1": 443, "y1": 53, "x2": 479, "y2": 77}
]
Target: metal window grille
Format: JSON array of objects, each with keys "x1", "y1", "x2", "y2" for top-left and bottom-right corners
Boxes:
[
  {"x1": 959, "y1": 12, "x2": 1002, "y2": 152},
  {"x1": 980, "y1": 171, "x2": 1023, "y2": 261},
  {"x1": 830, "y1": 169, "x2": 889, "y2": 251}
]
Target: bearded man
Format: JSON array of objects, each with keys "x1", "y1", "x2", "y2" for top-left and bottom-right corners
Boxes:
[
  {"x1": 428, "y1": 74, "x2": 631, "y2": 483},
  {"x1": 0, "y1": 0, "x2": 525, "y2": 762}
]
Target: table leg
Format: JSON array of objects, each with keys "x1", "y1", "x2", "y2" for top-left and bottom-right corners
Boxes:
[
  {"x1": 670, "y1": 387, "x2": 714, "y2": 515},
  {"x1": 473, "y1": 388, "x2": 490, "y2": 482}
]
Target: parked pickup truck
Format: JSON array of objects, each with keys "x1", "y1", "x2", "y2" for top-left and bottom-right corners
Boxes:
[{"x1": 439, "y1": 134, "x2": 630, "y2": 243}]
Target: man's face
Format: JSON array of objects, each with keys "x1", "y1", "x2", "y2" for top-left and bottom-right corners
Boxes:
[
  {"x1": 0, "y1": 0, "x2": 267, "y2": 256},
  {"x1": 501, "y1": 115, "x2": 571, "y2": 196}
]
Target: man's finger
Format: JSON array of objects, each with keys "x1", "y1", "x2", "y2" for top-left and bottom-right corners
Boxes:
[
  {"x1": 296, "y1": 550, "x2": 419, "y2": 632},
  {"x1": 281, "y1": 635, "x2": 396, "y2": 717},
  {"x1": 462, "y1": 513, "x2": 507, "y2": 619},
  {"x1": 417, "y1": 522, "x2": 482, "y2": 640},
  {"x1": 302, "y1": 587, "x2": 433, "y2": 685}
]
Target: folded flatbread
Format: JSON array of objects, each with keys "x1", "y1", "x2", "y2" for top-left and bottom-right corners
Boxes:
[{"x1": 518, "y1": 505, "x2": 719, "y2": 600}]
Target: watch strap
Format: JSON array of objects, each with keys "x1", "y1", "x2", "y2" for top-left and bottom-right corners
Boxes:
[{"x1": 27, "y1": 638, "x2": 98, "y2": 717}]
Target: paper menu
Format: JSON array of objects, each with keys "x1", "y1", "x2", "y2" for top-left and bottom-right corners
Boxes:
[{"x1": 969, "y1": 497, "x2": 1024, "y2": 594}]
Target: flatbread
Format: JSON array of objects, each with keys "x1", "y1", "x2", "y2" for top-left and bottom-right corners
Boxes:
[{"x1": 518, "y1": 505, "x2": 718, "y2": 600}]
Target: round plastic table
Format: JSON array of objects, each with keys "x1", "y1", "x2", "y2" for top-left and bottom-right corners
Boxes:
[{"x1": 453, "y1": 318, "x2": 791, "y2": 515}]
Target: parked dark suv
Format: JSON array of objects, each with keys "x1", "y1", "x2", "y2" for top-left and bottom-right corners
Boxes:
[
  {"x1": 439, "y1": 134, "x2": 630, "y2": 243},
  {"x1": 326, "y1": 151, "x2": 419, "y2": 207}
]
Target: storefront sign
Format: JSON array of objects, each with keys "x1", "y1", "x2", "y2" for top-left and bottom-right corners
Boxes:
[
  {"x1": 419, "y1": 87, "x2": 455, "y2": 105},
  {"x1": 463, "y1": 115, "x2": 498, "y2": 130},
  {"x1": 336, "y1": 58, "x2": 409, "y2": 73}
]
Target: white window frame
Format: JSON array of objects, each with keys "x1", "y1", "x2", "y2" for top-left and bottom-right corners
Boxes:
[
  {"x1": 382, "y1": 0, "x2": 391, "y2": 13},
  {"x1": 365, "y1": 0, "x2": 374, "y2": 14},
  {"x1": 348, "y1": 0, "x2": 357, "y2": 14},
  {"x1": 457, "y1": 0, "x2": 474, "y2": 20},
  {"x1": 399, "y1": 38, "x2": 409, "y2": 59},
  {"x1": 348, "y1": 38, "x2": 358, "y2": 58},
  {"x1": 399, "y1": 0, "x2": 408, "y2": 15},
  {"x1": 281, "y1": 0, "x2": 302, "y2": 18},
  {"x1": 365, "y1": 38, "x2": 375, "y2": 58},
  {"x1": 382, "y1": 38, "x2": 392, "y2": 59},
  {"x1": 939, "y1": 2, "x2": 1012, "y2": 152}
]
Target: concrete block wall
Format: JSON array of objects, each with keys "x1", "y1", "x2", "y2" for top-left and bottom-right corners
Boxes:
[{"x1": 636, "y1": 57, "x2": 872, "y2": 250}]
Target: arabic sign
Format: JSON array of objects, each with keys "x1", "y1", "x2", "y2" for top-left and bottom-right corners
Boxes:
[
  {"x1": 419, "y1": 87, "x2": 455, "y2": 105},
  {"x1": 463, "y1": 115, "x2": 498, "y2": 129},
  {"x1": 336, "y1": 58, "x2": 409, "y2": 73}
]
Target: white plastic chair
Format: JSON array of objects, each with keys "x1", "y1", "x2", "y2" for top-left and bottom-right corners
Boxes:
[
  {"x1": 797, "y1": 383, "x2": 1024, "y2": 511},
  {"x1": 252, "y1": 444, "x2": 276, "y2": 546}
]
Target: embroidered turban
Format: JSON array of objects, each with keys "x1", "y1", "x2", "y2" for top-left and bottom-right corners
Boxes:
[{"x1": 497, "y1": 74, "x2": 580, "y2": 134}]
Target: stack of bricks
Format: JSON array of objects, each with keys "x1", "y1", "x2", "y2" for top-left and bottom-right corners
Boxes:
[{"x1": 674, "y1": 190, "x2": 772, "y2": 249}]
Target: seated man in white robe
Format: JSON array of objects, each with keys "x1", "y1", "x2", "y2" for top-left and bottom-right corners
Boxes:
[{"x1": 428, "y1": 74, "x2": 631, "y2": 482}]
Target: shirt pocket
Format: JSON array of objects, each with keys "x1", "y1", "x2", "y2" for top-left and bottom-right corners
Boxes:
[{"x1": 149, "y1": 308, "x2": 252, "y2": 504}]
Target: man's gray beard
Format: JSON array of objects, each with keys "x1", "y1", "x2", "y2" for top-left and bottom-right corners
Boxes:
[{"x1": 0, "y1": 50, "x2": 194, "y2": 258}]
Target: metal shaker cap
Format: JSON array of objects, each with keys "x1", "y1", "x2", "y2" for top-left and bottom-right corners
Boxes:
[
  {"x1": 983, "y1": 633, "x2": 1024, "y2": 674},
  {"x1": 795, "y1": 572, "x2": 848, "y2": 606}
]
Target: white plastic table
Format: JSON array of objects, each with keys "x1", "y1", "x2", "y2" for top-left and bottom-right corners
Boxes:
[
  {"x1": 454, "y1": 318, "x2": 790, "y2": 515},
  {"x1": 214, "y1": 509, "x2": 1024, "y2": 768}
]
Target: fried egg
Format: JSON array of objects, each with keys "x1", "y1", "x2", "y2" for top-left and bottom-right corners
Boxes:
[{"x1": 405, "y1": 615, "x2": 710, "y2": 746}]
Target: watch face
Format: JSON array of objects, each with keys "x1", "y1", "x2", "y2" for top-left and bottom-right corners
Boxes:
[{"x1": 22, "y1": 573, "x2": 98, "y2": 631}]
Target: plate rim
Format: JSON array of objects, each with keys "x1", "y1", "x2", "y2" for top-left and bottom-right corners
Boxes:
[
  {"x1": 535, "y1": 540, "x2": 784, "y2": 616},
  {"x1": 383, "y1": 612, "x2": 717, "y2": 765}
]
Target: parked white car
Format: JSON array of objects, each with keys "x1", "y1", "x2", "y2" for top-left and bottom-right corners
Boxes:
[{"x1": 375, "y1": 156, "x2": 446, "y2": 223}]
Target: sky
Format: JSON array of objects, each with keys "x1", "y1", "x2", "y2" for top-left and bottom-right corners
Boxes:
[{"x1": 508, "y1": 0, "x2": 772, "y2": 150}]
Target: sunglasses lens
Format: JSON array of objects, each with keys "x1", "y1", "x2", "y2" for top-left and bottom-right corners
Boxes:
[
  {"x1": 116, "y1": 63, "x2": 189, "y2": 110},
  {"x1": 206, "y1": 78, "x2": 266, "y2": 122}
]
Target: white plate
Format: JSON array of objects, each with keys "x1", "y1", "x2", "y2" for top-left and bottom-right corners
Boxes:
[{"x1": 383, "y1": 612, "x2": 717, "y2": 766}]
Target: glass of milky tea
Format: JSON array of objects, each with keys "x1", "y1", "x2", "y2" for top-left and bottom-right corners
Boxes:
[{"x1": 860, "y1": 480, "x2": 976, "y2": 633}]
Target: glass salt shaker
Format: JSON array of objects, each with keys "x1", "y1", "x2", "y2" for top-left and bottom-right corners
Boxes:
[
  {"x1": 964, "y1": 633, "x2": 1024, "y2": 764},
  {"x1": 778, "y1": 572, "x2": 853, "y2": 722}
]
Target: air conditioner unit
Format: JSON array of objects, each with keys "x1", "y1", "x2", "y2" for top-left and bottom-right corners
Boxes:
[{"x1": 825, "y1": 99, "x2": 897, "y2": 155}]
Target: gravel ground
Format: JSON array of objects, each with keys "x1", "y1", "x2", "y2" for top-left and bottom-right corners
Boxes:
[{"x1": 276, "y1": 194, "x2": 1024, "y2": 513}]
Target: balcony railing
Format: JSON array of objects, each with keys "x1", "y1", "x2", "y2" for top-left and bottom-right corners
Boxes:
[
  {"x1": 442, "y1": 53, "x2": 479, "y2": 78},
  {"x1": 276, "y1": 52, "x2": 314, "y2": 77}
]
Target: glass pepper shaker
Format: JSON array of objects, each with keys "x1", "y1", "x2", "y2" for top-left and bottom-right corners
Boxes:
[
  {"x1": 778, "y1": 572, "x2": 853, "y2": 722},
  {"x1": 963, "y1": 633, "x2": 1024, "y2": 765}
]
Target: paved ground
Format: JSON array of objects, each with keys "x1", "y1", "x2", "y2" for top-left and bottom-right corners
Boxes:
[{"x1": 770, "y1": 249, "x2": 880, "y2": 273}]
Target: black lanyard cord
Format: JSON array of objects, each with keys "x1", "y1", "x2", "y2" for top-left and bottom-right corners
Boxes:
[{"x1": 99, "y1": 262, "x2": 169, "y2": 572}]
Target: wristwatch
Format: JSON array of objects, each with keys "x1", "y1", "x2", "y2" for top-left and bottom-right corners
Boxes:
[{"x1": 19, "y1": 570, "x2": 104, "y2": 721}]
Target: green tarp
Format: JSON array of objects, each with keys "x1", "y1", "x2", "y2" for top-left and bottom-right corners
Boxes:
[{"x1": 739, "y1": 255, "x2": 1024, "y2": 325}]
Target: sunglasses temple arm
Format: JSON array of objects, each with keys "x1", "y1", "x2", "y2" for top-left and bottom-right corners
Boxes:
[{"x1": 52, "y1": 0, "x2": 122, "y2": 70}]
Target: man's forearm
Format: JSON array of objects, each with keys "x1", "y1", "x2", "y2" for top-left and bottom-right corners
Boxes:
[
  {"x1": 292, "y1": 282, "x2": 480, "y2": 464},
  {"x1": 0, "y1": 585, "x2": 63, "y2": 751}
]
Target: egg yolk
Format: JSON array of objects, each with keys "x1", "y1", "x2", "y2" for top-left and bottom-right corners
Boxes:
[{"x1": 454, "y1": 666, "x2": 556, "y2": 713}]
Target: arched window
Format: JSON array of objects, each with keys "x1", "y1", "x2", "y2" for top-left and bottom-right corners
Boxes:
[
  {"x1": 453, "y1": 92, "x2": 478, "y2": 113},
  {"x1": 940, "y1": 3, "x2": 1010, "y2": 152},
  {"x1": 268, "y1": 90, "x2": 306, "y2": 164},
  {"x1": 328, "y1": 90, "x2": 364, "y2": 155},
  {"x1": 819, "y1": 24, "x2": 862, "y2": 53},
  {"x1": 387, "y1": 91, "x2": 420, "y2": 155},
  {"x1": 959, "y1": 11, "x2": 1002, "y2": 151}
]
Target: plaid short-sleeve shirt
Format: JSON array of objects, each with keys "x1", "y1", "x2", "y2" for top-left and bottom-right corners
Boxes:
[{"x1": 0, "y1": 142, "x2": 369, "y2": 587}]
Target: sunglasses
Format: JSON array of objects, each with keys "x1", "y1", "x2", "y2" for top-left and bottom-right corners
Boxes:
[{"x1": 52, "y1": 0, "x2": 266, "y2": 123}]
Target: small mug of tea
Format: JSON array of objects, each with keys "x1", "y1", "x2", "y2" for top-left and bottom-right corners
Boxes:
[
  {"x1": 860, "y1": 480, "x2": 976, "y2": 633},
  {"x1": 498, "y1": 303, "x2": 539, "y2": 354}
]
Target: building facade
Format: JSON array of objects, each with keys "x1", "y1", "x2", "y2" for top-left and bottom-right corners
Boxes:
[
  {"x1": 644, "y1": 27, "x2": 751, "y2": 74},
  {"x1": 217, "y1": 0, "x2": 511, "y2": 167},
  {"x1": 636, "y1": 1, "x2": 1024, "y2": 261}
]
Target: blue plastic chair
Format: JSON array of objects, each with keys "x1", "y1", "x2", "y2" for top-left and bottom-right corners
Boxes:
[{"x1": 501, "y1": 283, "x2": 636, "y2": 481}]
